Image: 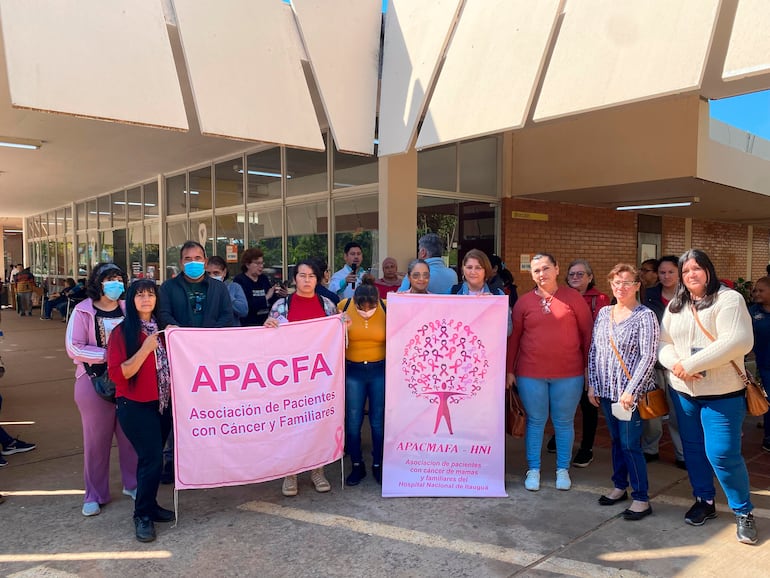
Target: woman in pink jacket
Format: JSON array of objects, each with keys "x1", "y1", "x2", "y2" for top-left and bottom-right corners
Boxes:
[{"x1": 65, "y1": 263, "x2": 137, "y2": 517}]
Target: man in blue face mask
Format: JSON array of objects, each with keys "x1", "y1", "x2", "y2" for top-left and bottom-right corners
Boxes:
[{"x1": 158, "y1": 241, "x2": 234, "y2": 330}]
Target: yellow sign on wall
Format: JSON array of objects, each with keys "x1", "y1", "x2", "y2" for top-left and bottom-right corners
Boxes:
[{"x1": 511, "y1": 211, "x2": 548, "y2": 222}]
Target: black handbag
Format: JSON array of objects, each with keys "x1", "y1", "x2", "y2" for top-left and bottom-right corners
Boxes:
[{"x1": 84, "y1": 363, "x2": 116, "y2": 404}]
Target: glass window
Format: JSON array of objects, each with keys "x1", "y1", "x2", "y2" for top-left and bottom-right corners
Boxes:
[
  {"x1": 189, "y1": 166, "x2": 212, "y2": 212},
  {"x1": 249, "y1": 207, "x2": 284, "y2": 280},
  {"x1": 87, "y1": 200, "x2": 98, "y2": 230},
  {"x1": 64, "y1": 207, "x2": 73, "y2": 235},
  {"x1": 49, "y1": 212, "x2": 58, "y2": 237},
  {"x1": 99, "y1": 230, "x2": 114, "y2": 264},
  {"x1": 111, "y1": 190, "x2": 127, "y2": 227},
  {"x1": 47, "y1": 240, "x2": 56, "y2": 276},
  {"x1": 333, "y1": 196, "x2": 378, "y2": 272},
  {"x1": 334, "y1": 146, "x2": 377, "y2": 189},
  {"x1": 26, "y1": 216, "x2": 37, "y2": 239},
  {"x1": 145, "y1": 222, "x2": 160, "y2": 282},
  {"x1": 216, "y1": 212, "x2": 245, "y2": 280},
  {"x1": 57, "y1": 209, "x2": 66, "y2": 236},
  {"x1": 215, "y1": 158, "x2": 244, "y2": 209},
  {"x1": 287, "y1": 202, "x2": 327, "y2": 282},
  {"x1": 39, "y1": 241, "x2": 49, "y2": 277},
  {"x1": 459, "y1": 137, "x2": 498, "y2": 197},
  {"x1": 287, "y1": 139, "x2": 328, "y2": 197},
  {"x1": 128, "y1": 224, "x2": 144, "y2": 281},
  {"x1": 417, "y1": 196, "x2": 460, "y2": 269},
  {"x1": 64, "y1": 239, "x2": 74, "y2": 277},
  {"x1": 56, "y1": 240, "x2": 65, "y2": 277},
  {"x1": 127, "y1": 187, "x2": 142, "y2": 222},
  {"x1": 191, "y1": 216, "x2": 214, "y2": 259},
  {"x1": 246, "y1": 148, "x2": 282, "y2": 202},
  {"x1": 76, "y1": 203, "x2": 87, "y2": 231},
  {"x1": 112, "y1": 228, "x2": 127, "y2": 274},
  {"x1": 77, "y1": 234, "x2": 89, "y2": 277},
  {"x1": 166, "y1": 174, "x2": 187, "y2": 216},
  {"x1": 165, "y1": 220, "x2": 188, "y2": 279},
  {"x1": 418, "y1": 144, "x2": 457, "y2": 192},
  {"x1": 97, "y1": 195, "x2": 111, "y2": 229},
  {"x1": 144, "y1": 181, "x2": 159, "y2": 219},
  {"x1": 39, "y1": 214, "x2": 49, "y2": 238},
  {"x1": 88, "y1": 232, "x2": 99, "y2": 269}
]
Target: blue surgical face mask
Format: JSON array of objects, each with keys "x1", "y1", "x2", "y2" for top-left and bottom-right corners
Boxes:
[
  {"x1": 184, "y1": 261, "x2": 205, "y2": 279},
  {"x1": 102, "y1": 280, "x2": 124, "y2": 301}
]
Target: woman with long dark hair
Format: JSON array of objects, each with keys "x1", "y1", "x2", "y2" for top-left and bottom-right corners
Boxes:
[
  {"x1": 659, "y1": 249, "x2": 757, "y2": 544},
  {"x1": 107, "y1": 279, "x2": 174, "y2": 542},
  {"x1": 65, "y1": 263, "x2": 137, "y2": 517}
]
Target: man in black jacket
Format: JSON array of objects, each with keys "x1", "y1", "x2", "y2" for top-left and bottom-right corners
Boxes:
[{"x1": 158, "y1": 241, "x2": 233, "y2": 329}]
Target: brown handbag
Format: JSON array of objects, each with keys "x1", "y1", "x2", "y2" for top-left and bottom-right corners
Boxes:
[
  {"x1": 692, "y1": 306, "x2": 769, "y2": 416},
  {"x1": 505, "y1": 387, "x2": 526, "y2": 438},
  {"x1": 609, "y1": 314, "x2": 669, "y2": 419}
]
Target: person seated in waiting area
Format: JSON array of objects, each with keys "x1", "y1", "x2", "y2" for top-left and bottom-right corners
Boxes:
[
  {"x1": 0, "y1": 391, "x2": 37, "y2": 468},
  {"x1": 43, "y1": 278, "x2": 76, "y2": 319}
]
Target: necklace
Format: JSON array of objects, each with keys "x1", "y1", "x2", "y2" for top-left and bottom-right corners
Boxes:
[{"x1": 537, "y1": 289, "x2": 555, "y2": 314}]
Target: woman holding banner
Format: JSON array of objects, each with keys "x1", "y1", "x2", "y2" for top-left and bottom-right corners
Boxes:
[
  {"x1": 108, "y1": 279, "x2": 175, "y2": 542},
  {"x1": 339, "y1": 276, "x2": 387, "y2": 485},
  {"x1": 588, "y1": 264, "x2": 658, "y2": 520},
  {"x1": 400, "y1": 259, "x2": 431, "y2": 294},
  {"x1": 506, "y1": 253, "x2": 593, "y2": 492},
  {"x1": 265, "y1": 259, "x2": 338, "y2": 497}
]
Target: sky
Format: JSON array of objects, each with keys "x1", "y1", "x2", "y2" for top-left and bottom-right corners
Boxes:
[{"x1": 709, "y1": 89, "x2": 770, "y2": 141}]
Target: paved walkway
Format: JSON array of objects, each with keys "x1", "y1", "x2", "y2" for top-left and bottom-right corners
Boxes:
[{"x1": 1, "y1": 309, "x2": 769, "y2": 577}]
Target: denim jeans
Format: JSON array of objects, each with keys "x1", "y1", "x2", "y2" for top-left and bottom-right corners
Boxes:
[
  {"x1": 0, "y1": 393, "x2": 15, "y2": 447},
  {"x1": 517, "y1": 375, "x2": 583, "y2": 470},
  {"x1": 600, "y1": 398, "x2": 649, "y2": 502},
  {"x1": 345, "y1": 360, "x2": 385, "y2": 465},
  {"x1": 669, "y1": 389, "x2": 753, "y2": 515},
  {"x1": 116, "y1": 398, "x2": 172, "y2": 518}
]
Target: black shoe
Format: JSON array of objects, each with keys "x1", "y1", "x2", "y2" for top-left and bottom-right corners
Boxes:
[
  {"x1": 598, "y1": 491, "x2": 628, "y2": 506},
  {"x1": 160, "y1": 462, "x2": 174, "y2": 485},
  {"x1": 685, "y1": 498, "x2": 717, "y2": 526},
  {"x1": 372, "y1": 464, "x2": 382, "y2": 485},
  {"x1": 643, "y1": 452, "x2": 659, "y2": 463},
  {"x1": 736, "y1": 513, "x2": 758, "y2": 544},
  {"x1": 675, "y1": 459, "x2": 687, "y2": 470},
  {"x1": 572, "y1": 448, "x2": 593, "y2": 468},
  {"x1": 345, "y1": 462, "x2": 366, "y2": 486},
  {"x1": 623, "y1": 504, "x2": 653, "y2": 521},
  {"x1": 134, "y1": 516, "x2": 156, "y2": 542},
  {"x1": 152, "y1": 506, "x2": 175, "y2": 523},
  {"x1": 546, "y1": 435, "x2": 556, "y2": 454}
]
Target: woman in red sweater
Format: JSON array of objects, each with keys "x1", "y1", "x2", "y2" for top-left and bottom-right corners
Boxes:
[
  {"x1": 108, "y1": 279, "x2": 174, "y2": 543},
  {"x1": 506, "y1": 253, "x2": 594, "y2": 492}
]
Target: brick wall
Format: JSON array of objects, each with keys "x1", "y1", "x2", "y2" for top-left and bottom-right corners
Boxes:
[
  {"x1": 502, "y1": 198, "x2": 637, "y2": 296},
  {"x1": 502, "y1": 198, "x2": 770, "y2": 293}
]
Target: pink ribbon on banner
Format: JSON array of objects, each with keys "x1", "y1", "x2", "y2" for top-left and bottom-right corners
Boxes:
[{"x1": 334, "y1": 426, "x2": 344, "y2": 457}]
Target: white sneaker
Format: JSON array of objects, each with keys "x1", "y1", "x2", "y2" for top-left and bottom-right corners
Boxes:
[
  {"x1": 82, "y1": 501, "x2": 101, "y2": 516},
  {"x1": 524, "y1": 469, "x2": 540, "y2": 491},
  {"x1": 556, "y1": 468, "x2": 571, "y2": 491},
  {"x1": 122, "y1": 487, "x2": 137, "y2": 500}
]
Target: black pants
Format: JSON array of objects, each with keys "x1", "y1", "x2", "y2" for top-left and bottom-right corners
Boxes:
[
  {"x1": 116, "y1": 398, "x2": 172, "y2": 518},
  {"x1": 579, "y1": 389, "x2": 598, "y2": 450}
]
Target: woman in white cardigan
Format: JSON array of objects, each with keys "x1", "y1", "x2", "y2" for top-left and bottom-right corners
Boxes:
[{"x1": 658, "y1": 249, "x2": 756, "y2": 544}]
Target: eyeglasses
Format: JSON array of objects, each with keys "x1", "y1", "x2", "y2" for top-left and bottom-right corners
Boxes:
[
  {"x1": 611, "y1": 281, "x2": 639, "y2": 289},
  {"x1": 463, "y1": 266, "x2": 485, "y2": 272},
  {"x1": 567, "y1": 271, "x2": 586, "y2": 278}
]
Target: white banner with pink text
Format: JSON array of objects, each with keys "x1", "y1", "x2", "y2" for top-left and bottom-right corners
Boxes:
[
  {"x1": 382, "y1": 293, "x2": 508, "y2": 497},
  {"x1": 165, "y1": 316, "x2": 345, "y2": 490}
]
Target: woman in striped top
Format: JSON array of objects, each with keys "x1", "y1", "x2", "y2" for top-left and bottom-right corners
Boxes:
[{"x1": 588, "y1": 263, "x2": 659, "y2": 521}]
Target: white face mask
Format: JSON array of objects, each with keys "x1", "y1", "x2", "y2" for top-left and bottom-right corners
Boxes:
[
  {"x1": 210, "y1": 275, "x2": 224, "y2": 282},
  {"x1": 356, "y1": 307, "x2": 377, "y2": 320}
]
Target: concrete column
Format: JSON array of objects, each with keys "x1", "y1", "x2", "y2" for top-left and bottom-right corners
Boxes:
[{"x1": 378, "y1": 150, "x2": 418, "y2": 274}]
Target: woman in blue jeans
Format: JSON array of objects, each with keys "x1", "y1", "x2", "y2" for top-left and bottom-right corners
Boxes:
[
  {"x1": 507, "y1": 253, "x2": 594, "y2": 491},
  {"x1": 338, "y1": 276, "x2": 386, "y2": 485},
  {"x1": 659, "y1": 249, "x2": 757, "y2": 544},
  {"x1": 588, "y1": 264, "x2": 658, "y2": 520}
]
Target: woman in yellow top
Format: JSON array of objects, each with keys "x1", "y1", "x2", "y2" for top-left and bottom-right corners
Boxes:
[{"x1": 339, "y1": 276, "x2": 386, "y2": 485}]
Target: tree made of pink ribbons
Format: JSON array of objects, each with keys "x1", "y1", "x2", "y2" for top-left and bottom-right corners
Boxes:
[{"x1": 401, "y1": 318, "x2": 488, "y2": 434}]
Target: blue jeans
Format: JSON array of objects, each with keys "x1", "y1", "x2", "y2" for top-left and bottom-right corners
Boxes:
[
  {"x1": 669, "y1": 389, "x2": 753, "y2": 515},
  {"x1": 600, "y1": 398, "x2": 649, "y2": 502},
  {"x1": 345, "y1": 360, "x2": 385, "y2": 465},
  {"x1": 517, "y1": 375, "x2": 583, "y2": 470}
]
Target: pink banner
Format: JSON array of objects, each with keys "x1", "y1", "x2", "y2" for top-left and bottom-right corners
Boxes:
[
  {"x1": 165, "y1": 316, "x2": 345, "y2": 490},
  {"x1": 383, "y1": 294, "x2": 508, "y2": 497}
]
